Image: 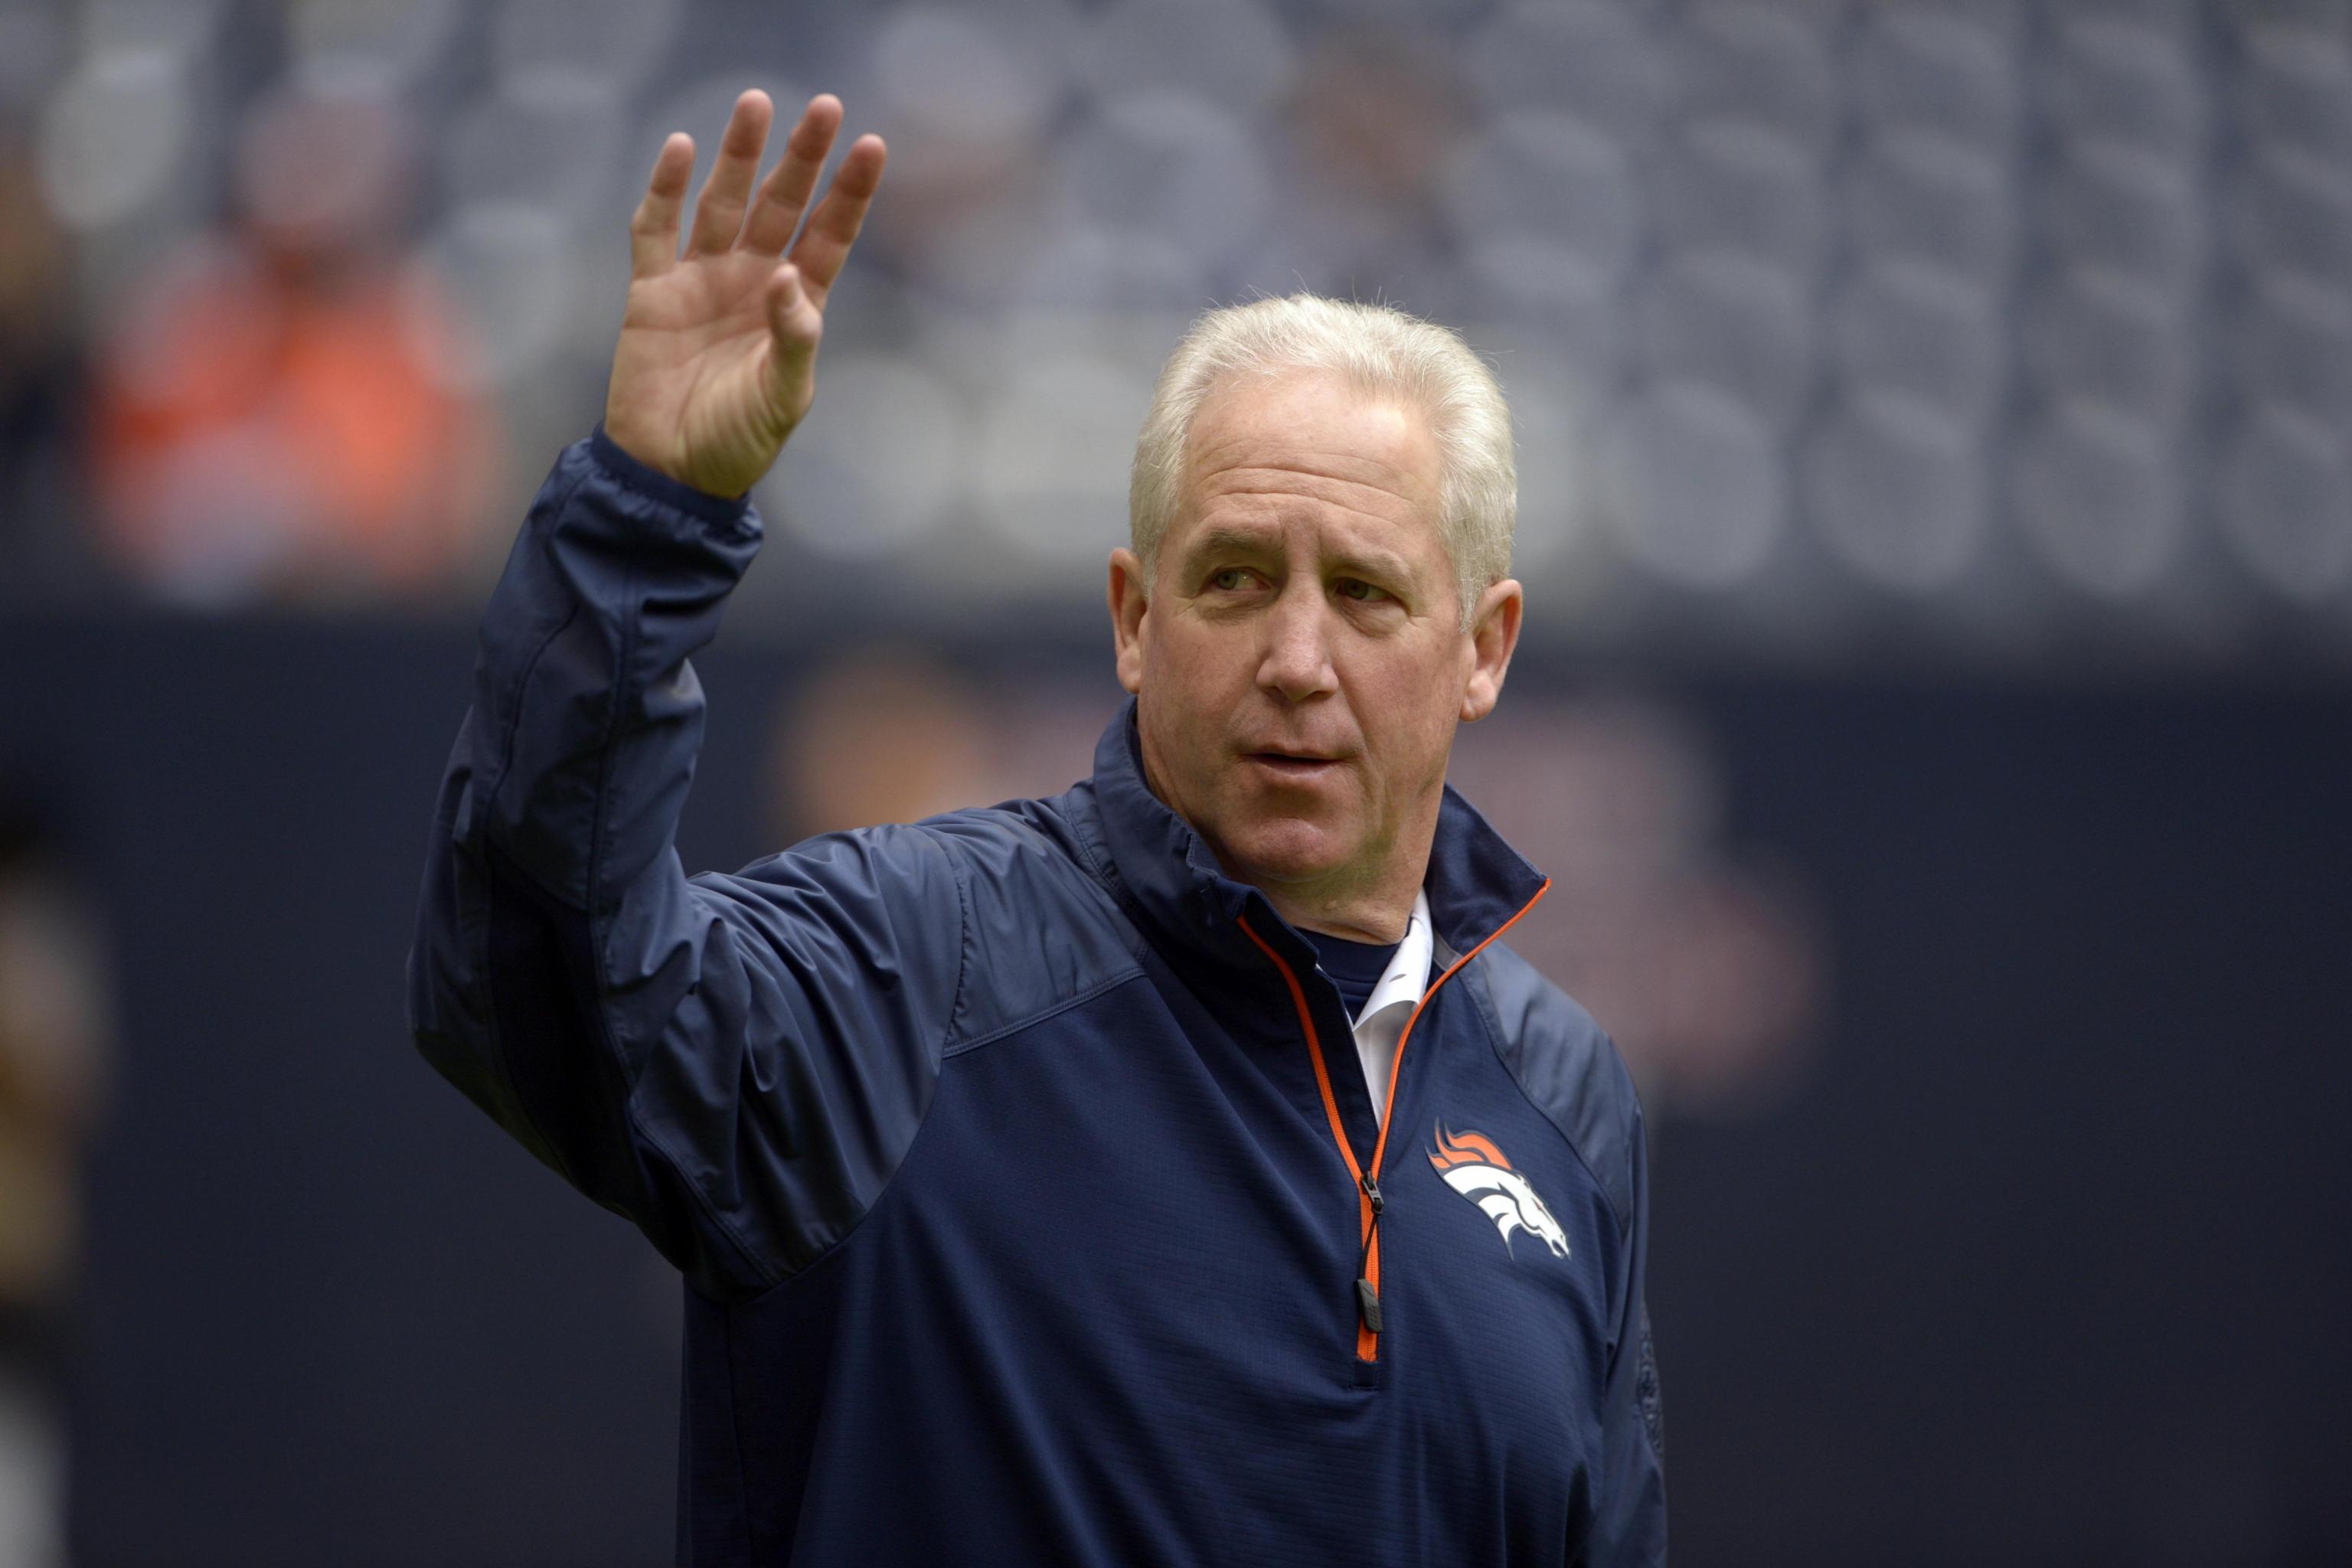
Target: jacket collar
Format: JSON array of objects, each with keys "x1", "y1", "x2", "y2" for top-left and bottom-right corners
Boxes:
[{"x1": 1076, "y1": 694, "x2": 1550, "y2": 975}]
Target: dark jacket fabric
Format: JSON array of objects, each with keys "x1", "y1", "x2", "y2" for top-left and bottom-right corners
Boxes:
[{"x1": 407, "y1": 429, "x2": 1668, "y2": 1566}]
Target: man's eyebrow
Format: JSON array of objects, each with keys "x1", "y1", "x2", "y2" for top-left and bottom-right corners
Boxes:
[
  {"x1": 1182, "y1": 525, "x2": 1417, "y2": 586},
  {"x1": 1328, "y1": 546, "x2": 1416, "y2": 587},
  {"x1": 1182, "y1": 525, "x2": 1279, "y2": 563}
]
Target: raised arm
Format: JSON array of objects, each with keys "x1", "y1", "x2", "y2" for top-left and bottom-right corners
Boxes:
[{"x1": 407, "y1": 94, "x2": 969, "y2": 1302}]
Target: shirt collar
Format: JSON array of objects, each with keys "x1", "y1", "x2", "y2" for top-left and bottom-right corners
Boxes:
[{"x1": 1351, "y1": 884, "x2": 1436, "y2": 1032}]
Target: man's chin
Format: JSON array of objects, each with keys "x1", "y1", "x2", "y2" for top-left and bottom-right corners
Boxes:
[{"x1": 1219, "y1": 815, "x2": 1356, "y2": 887}]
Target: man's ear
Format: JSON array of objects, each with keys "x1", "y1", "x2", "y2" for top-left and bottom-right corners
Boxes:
[
  {"x1": 1459, "y1": 577, "x2": 1523, "y2": 723},
  {"x1": 1108, "y1": 547, "x2": 1151, "y2": 695}
]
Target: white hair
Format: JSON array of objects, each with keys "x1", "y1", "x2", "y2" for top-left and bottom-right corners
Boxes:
[{"x1": 1128, "y1": 293, "x2": 1516, "y2": 632}]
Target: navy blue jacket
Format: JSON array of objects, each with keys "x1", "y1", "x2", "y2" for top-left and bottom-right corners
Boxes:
[{"x1": 408, "y1": 430, "x2": 1668, "y2": 1565}]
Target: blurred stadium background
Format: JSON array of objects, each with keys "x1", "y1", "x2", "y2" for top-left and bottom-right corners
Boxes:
[{"x1": 0, "y1": 0, "x2": 2347, "y2": 1563}]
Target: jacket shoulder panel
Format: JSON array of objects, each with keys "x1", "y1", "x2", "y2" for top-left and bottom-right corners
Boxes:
[
  {"x1": 916, "y1": 795, "x2": 1147, "y2": 1051},
  {"x1": 1467, "y1": 939, "x2": 1643, "y2": 1235}
]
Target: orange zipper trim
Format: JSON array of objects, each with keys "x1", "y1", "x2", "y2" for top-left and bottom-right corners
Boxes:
[{"x1": 1237, "y1": 876, "x2": 1552, "y2": 1361}]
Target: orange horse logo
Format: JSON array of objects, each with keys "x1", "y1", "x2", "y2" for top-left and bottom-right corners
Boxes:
[{"x1": 1427, "y1": 1123, "x2": 1572, "y2": 1260}]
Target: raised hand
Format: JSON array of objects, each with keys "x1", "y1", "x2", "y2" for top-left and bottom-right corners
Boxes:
[{"x1": 602, "y1": 90, "x2": 887, "y2": 500}]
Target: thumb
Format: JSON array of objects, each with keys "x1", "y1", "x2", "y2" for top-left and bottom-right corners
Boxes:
[
  {"x1": 766, "y1": 263, "x2": 822, "y2": 361},
  {"x1": 760, "y1": 262, "x2": 822, "y2": 420}
]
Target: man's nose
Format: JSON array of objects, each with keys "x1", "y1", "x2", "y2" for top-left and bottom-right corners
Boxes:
[{"x1": 1256, "y1": 582, "x2": 1337, "y2": 702}]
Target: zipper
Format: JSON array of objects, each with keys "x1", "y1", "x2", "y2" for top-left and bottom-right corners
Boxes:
[{"x1": 1236, "y1": 877, "x2": 1551, "y2": 1364}]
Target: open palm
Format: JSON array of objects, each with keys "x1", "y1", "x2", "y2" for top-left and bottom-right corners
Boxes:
[{"x1": 603, "y1": 90, "x2": 887, "y2": 500}]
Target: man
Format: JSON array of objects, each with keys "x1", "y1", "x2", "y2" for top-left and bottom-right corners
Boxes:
[{"x1": 409, "y1": 89, "x2": 1666, "y2": 1565}]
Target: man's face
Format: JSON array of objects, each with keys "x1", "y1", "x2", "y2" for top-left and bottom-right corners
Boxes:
[{"x1": 1108, "y1": 368, "x2": 1521, "y2": 919}]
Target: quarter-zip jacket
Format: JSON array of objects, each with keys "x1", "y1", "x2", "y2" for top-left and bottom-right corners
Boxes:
[{"x1": 407, "y1": 430, "x2": 1668, "y2": 1566}]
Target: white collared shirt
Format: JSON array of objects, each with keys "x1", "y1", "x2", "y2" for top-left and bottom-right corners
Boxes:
[{"x1": 1349, "y1": 885, "x2": 1448, "y2": 1129}]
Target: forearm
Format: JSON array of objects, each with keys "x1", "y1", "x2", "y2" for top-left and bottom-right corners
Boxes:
[
  {"x1": 462, "y1": 426, "x2": 757, "y2": 911},
  {"x1": 406, "y1": 429, "x2": 773, "y2": 1286}
]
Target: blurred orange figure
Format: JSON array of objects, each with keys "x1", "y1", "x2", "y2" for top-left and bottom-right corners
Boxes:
[{"x1": 89, "y1": 83, "x2": 496, "y2": 603}]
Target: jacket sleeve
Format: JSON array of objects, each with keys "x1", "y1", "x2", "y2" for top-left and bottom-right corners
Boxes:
[
  {"x1": 405, "y1": 428, "x2": 968, "y2": 1301},
  {"x1": 1581, "y1": 1091, "x2": 1668, "y2": 1566}
]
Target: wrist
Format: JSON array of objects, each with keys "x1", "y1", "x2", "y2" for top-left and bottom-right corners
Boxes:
[{"x1": 588, "y1": 424, "x2": 756, "y2": 522}]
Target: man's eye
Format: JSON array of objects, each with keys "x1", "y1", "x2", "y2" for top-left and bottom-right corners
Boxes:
[
  {"x1": 1338, "y1": 579, "x2": 1390, "y2": 603},
  {"x1": 1210, "y1": 568, "x2": 1254, "y2": 591}
]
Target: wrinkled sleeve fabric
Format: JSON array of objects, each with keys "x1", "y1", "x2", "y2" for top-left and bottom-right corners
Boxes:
[
  {"x1": 406, "y1": 428, "x2": 967, "y2": 1302},
  {"x1": 1581, "y1": 1089, "x2": 1668, "y2": 1566}
]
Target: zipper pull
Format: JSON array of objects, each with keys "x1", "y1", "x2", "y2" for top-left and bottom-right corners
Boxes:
[{"x1": 1356, "y1": 1172, "x2": 1386, "y2": 1332}]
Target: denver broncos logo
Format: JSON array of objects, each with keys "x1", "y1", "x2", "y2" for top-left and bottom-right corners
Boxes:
[{"x1": 1427, "y1": 1123, "x2": 1571, "y2": 1260}]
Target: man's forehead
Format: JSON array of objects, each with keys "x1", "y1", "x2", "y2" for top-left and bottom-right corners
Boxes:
[
  {"x1": 1182, "y1": 371, "x2": 1441, "y2": 501},
  {"x1": 1183, "y1": 458, "x2": 1434, "y2": 530}
]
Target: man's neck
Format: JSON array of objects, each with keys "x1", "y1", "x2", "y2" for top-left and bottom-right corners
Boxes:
[
  {"x1": 1204, "y1": 803, "x2": 1436, "y2": 946},
  {"x1": 1133, "y1": 724, "x2": 1436, "y2": 944},
  {"x1": 1256, "y1": 865, "x2": 1423, "y2": 945}
]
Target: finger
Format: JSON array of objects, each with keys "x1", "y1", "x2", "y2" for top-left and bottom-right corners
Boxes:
[
  {"x1": 685, "y1": 89, "x2": 773, "y2": 256},
  {"x1": 739, "y1": 93, "x2": 843, "y2": 254},
  {"x1": 762, "y1": 262, "x2": 824, "y2": 407},
  {"x1": 786, "y1": 133, "x2": 887, "y2": 305},
  {"x1": 629, "y1": 132, "x2": 695, "y2": 278}
]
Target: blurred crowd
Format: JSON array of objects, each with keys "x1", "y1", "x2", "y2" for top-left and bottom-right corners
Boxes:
[{"x1": 0, "y1": 0, "x2": 2345, "y2": 668}]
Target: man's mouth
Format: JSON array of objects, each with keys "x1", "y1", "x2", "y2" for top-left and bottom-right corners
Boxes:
[{"x1": 1246, "y1": 751, "x2": 1342, "y2": 778}]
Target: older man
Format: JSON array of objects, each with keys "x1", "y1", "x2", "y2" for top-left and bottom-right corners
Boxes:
[{"x1": 409, "y1": 90, "x2": 1666, "y2": 1565}]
